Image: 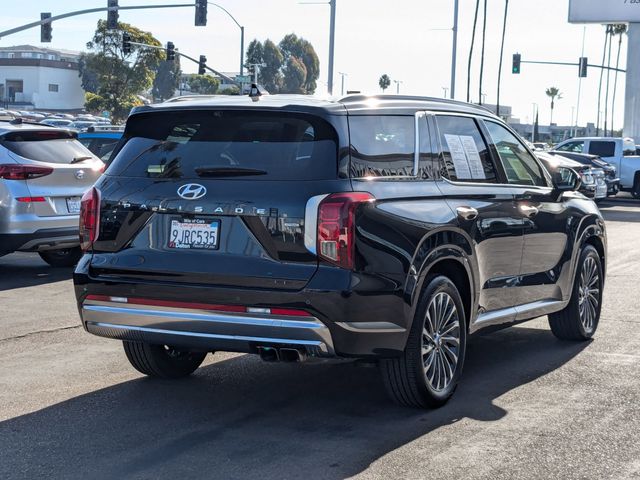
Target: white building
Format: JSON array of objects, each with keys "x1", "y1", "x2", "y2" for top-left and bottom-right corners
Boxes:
[{"x1": 0, "y1": 45, "x2": 85, "y2": 111}]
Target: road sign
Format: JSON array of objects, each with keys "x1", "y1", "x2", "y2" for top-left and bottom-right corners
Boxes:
[
  {"x1": 235, "y1": 75, "x2": 252, "y2": 83},
  {"x1": 569, "y1": 0, "x2": 640, "y2": 23}
]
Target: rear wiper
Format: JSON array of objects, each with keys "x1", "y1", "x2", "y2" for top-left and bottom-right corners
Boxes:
[
  {"x1": 70, "y1": 156, "x2": 94, "y2": 164},
  {"x1": 195, "y1": 167, "x2": 267, "y2": 177}
]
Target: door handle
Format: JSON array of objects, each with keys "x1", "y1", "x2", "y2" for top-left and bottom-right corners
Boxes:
[
  {"x1": 456, "y1": 206, "x2": 479, "y2": 221},
  {"x1": 519, "y1": 204, "x2": 539, "y2": 218}
]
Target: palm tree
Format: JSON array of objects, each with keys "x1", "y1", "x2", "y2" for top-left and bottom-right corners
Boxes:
[
  {"x1": 603, "y1": 24, "x2": 615, "y2": 136},
  {"x1": 378, "y1": 74, "x2": 391, "y2": 93},
  {"x1": 545, "y1": 87, "x2": 562, "y2": 126},
  {"x1": 596, "y1": 25, "x2": 612, "y2": 135},
  {"x1": 496, "y1": 0, "x2": 510, "y2": 116},
  {"x1": 610, "y1": 24, "x2": 627, "y2": 136},
  {"x1": 478, "y1": 0, "x2": 488, "y2": 105},
  {"x1": 466, "y1": 0, "x2": 481, "y2": 103}
]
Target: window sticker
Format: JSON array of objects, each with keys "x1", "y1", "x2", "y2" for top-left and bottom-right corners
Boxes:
[
  {"x1": 444, "y1": 134, "x2": 472, "y2": 179},
  {"x1": 459, "y1": 135, "x2": 486, "y2": 179}
]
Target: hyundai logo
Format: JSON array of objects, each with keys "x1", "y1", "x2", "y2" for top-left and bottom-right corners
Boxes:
[
  {"x1": 75, "y1": 170, "x2": 85, "y2": 180},
  {"x1": 177, "y1": 183, "x2": 207, "y2": 200}
]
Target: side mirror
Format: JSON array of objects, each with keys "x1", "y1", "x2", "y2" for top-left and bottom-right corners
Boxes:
[{"x1": 552, "y1": 166, "x2": 581, "y2": 192}]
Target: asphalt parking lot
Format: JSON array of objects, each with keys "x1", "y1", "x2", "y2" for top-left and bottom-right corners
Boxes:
[{"x1": 1, "y1": 197, "x2": 639, "y2": 480}]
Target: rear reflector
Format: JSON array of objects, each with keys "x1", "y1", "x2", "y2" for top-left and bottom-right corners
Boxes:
[
  {"x1": 0, "y1": 164, "x2": 53, "y2": 180},
  {"x1": 84, "y1": 295, "x2": 312, "y2": 317},
  {"x1": 16, "y1": 196, "x2": 46, "y2": 202}
]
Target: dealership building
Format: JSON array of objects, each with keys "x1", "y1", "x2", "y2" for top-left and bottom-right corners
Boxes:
[{"x1": 0, "y1": 45, "x2": 85, "y2": 111}]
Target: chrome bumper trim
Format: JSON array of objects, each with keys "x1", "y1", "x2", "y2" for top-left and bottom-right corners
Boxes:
[{"x1": 81, "y1": 301, "x2": 335, "y2": 356}]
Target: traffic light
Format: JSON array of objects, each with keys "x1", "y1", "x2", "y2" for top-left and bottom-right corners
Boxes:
[
  {"x1": 122, "y1": 32, "x2": 132, "y2": 55},
  {"x1": 579, "y1": 57, "x2": 588, "y2": 78},
  {"x1": 195, "y1": 0, "x2": 207, "y2": 26},
  {"x1": 198, "y1": 55, "x2": 207, "y2": 75},
  {"x1": 40, "y1": 13, "x2": 52, "y2": 43},
  {"x1": 512, "y1": 53, "x2": 521, "y2": 74},
  {"x1": 107, "y1": 0, "x2": 119, "y2": 30},
  {"x1": 166, "y1": 42, "x2": 175, "y2": 61}
]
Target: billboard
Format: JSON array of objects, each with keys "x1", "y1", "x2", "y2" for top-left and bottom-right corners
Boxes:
[{"x1": 569, "y1": 0, "x2": 640, "y2": 23}]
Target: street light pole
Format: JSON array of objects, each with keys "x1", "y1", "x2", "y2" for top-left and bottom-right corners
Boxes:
[
  {"x1": 531, "y1": 103, "x2": 538, "y2": 142},
  {"x1": 328, "y1": 0, "x2": 337, "y2": 95},
  {"x1": 338, "y1": 72, "x2": 347, "y2": 96},
  {"x1": 450, "y1": 0, "x2": 459, "y2": 99},
  {"x1": 208, "y1": 2, "x2": 245, "y2": 76},
  {"x1": 394, "y1": 80, "x2": 403, "y2": 94}
]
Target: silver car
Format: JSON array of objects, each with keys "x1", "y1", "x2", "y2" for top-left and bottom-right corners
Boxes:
[{"x1": 0, "y1": 119, "x2": 103, "y2": 266}]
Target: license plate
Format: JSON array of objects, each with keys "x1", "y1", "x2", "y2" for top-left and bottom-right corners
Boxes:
[
  {"x1": 66, "y1": 197, "x2": 81, "y2": 214},
  {"x1": 169, "y1": 218, "x2": 220, "y2": 250}
]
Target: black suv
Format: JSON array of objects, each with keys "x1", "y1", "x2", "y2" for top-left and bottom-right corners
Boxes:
[{"x1": 74, "y1": 94, "x2": 606, "y2": 408}]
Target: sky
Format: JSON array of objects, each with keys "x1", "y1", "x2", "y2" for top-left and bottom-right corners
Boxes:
[{"x1": 0, "y1": 0, "x2": 628, "y2": 129}]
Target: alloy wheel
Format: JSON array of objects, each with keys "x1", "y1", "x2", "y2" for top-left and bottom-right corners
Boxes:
[
  {"x1": 578, "y1": 256, "x2": 600, "y2": 333},
  {"x1": 422, "y1": 292, "x2": 461, "y2": 392}
]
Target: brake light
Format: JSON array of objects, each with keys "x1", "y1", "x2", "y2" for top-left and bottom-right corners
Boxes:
[
  {"x1": 16, "y1": 196, "x2": 46, "y2": 202},
  {"x1": 317, "y1": 192, "x2": 374, "y2": 269},
  {"x1": 79, "y1": 187, "x2": 100, "y2": 251},
  {"x1": 0, "y1": 164, "x2": 53, "y2": 180}
]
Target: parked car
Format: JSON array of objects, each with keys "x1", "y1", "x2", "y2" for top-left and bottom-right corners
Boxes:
[
  {"x1": 553, "y1": 137, "x2": 640, "y2": 198},
  {"x1": 68, "y1": 120, "x2": 99, "y2": 132},
  {"x1": 0, "y1": 119, "x2": 103, "y2": 266},
  {"x1": 77, "y1": 126, "x2": 124, "y2": 165},
  {"x1": 74, "y1": 94, "x2": 606, "y2": 409},
  {"x1": 40, "y1": 118, "x2": 73, "y2": 128},
  {"x1": 533, "y1": 142, "x2": 548, "y2": 151},
  {"x1": 537, "y1": 152, "x2": 607, "y2": 201},
  {"x1": 547, "y1": 151, "x2": 620, "y2": 196}
]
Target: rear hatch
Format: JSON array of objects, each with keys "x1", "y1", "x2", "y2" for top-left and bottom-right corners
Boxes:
[
  {"x1": 90, "y1": 108, "x2": 349, "y2": 289},
  {"x1": 1, "y1": 129, "x2": 103, "y2": 216}
]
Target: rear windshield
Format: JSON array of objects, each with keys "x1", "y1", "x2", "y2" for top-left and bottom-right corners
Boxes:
[
  {"x1": 108, "y1": 110, "x2": 339, "y2": 180},
  {"x1": 1, "y1": 130, "x2": 95, "y2": 164}
]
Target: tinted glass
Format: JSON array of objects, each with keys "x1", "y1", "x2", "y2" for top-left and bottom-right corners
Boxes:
[
  {"x1": 349, "y1": 115, "x2": 414, "y2": 178},
  {"x1": 436, "y1": 115, "x2": 496, "y2": 182},
  {"x1": 556, "y1": 141, "x2": 584, "y2": 153},
  {"x1": 484, "y1": 121, "x2": 547, "y2": 187},
  {"x1": 108, "y1": 110, "x2": 338, "y2": 180},
  {"x1": 1, "y1": 130, "x2": 96, "y2": 164},
  {"x1": 589, "y1": 141, "x2": 616, "y2": 157}
]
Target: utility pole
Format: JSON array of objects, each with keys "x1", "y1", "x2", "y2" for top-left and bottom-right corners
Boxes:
[
  {"x1": 450, "y1": 0, "x2": 459, "y2": 99},
  {"x1": 328, "y1": 0, "x2": 337, "y2": 95},
  {"x1": 394, "y1": 80, "x2": 403, "y2": 94},
  {"x1": 248, "y1": 63, "x2": 265, "y2": 85},
  {"x1": 442, "y1": 87, "x2": 449, "y2": 98},
  {"x1": 531, "y1": 103, "x2": 538, "y2": 142}
]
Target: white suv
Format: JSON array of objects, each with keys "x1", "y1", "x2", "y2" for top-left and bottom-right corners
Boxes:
[{"x1": 0, "y1": 119, "x2": 103, "y2": 266}]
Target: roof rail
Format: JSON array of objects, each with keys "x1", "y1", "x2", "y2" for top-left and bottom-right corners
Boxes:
[{"x1": 337, "y1": 93, "x2": 492, "y2": 112}]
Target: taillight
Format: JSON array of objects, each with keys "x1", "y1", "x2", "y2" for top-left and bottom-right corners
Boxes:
[
  {"x1": 0, "y1": 164, "x2": 53, "y2": 180},
  {"x1": 317, "y1": 192, "x2": 374, "y2": 269},
  {"x1": 79, "y1": 187, "x2": 100, "y2": 251}
]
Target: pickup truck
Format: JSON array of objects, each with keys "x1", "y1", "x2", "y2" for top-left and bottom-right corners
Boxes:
[{"x1": 553, "y1": 137, "x2": 640, "y2": 198}]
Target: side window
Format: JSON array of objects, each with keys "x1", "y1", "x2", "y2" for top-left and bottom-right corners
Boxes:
[
  {"x1": 349, "y1": 115, "x2": 414, "y2": 178},
  {"x1": 484, "y1": 121, "x2": 547, "y2": 187},
  {"x1": 589, "y1": 141, "x2": 616, "y2": 157},
  {"x1": 436, "y1": 115, "x2": 496, "y2": 182},
  {"x1": 556, "y1": 141, "x2": 584, "y2": 153}
]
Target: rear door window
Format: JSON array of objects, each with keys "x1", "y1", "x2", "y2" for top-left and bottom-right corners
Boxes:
[
  {"x1": 435, "y1": 115, "x2": 497, "y2": 182},
  {"x1": 556, "y1": 141, "x2": 584, "y2": 153},
  {"x1": 108, "y1": 110, "x2": 339, "y2": 180},
  {"x1": 0, "y1": 130, "x2": 95, "y2": 164},
  {"x1": 589, "y1": 141, "x2": 616, "y2": 157},
  {"x1": 349, "y1": 115, "x2": 415, "y2": 178}
]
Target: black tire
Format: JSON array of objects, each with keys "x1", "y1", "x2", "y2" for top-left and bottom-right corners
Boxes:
[
  {"x1": 38, "y1": 247, "x2": 82, "y2": 267},
  {"x1": 122, "y1": 341, "x2": 207, "y2": 378},
  {"x1": 381, "y1": 275, "x2": 467, "y2": 409},
  {"x1": 549, "y1": 245, "x2": 603, "y2": 341},
  {"x1": 632, "y1": 175, "x2": 640, "y2": 199}
]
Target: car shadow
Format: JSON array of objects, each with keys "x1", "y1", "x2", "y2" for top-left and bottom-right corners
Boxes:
[
  {"x1": 0, "y1": 326, "x2": 588, "y2": 480},
  {"x1": 0, "y1": 253, "x2": 73, "y2": 291},
  {"x1": 598, "y1": 204, "x2": 640, "y2": 223}
]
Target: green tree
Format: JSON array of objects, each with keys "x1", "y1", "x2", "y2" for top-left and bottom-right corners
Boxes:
[
  {"x1": 283, "y1": 56, "x2": 307, "y2": 94},
  {"x1": 261, "y1": 39, "x2": 284, "y2": 93},
  {"x1": 244, "y1": 39, "x2": 264, "y2": 74},
  {"x1": 185, "y1": 74, "x2": 220, "y2": 94},
  {"x1": 219, "y1": 86, "x2": 240, "y2": 95},
  {"x1": 78, "y1": 20, "x2": 163, "y2": 120},
  {"x1": 379, "y1": 74, "x2": 391, "y2": 92},
  {"x1": 278, "y1": 33, "x2": 319, "y2": 94},
  {"x1": 545, "y1": 87, "x2": 562, "y2": 125},
  {"x1": 152, "y1": 54, "x2": 181, "y2": 101}
]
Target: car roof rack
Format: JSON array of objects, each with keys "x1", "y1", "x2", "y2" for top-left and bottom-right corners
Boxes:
[{"x1": 85, "y1": 125, "x2": 125, "y2": 133}]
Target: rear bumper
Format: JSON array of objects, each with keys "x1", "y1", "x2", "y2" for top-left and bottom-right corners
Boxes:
[
  {"x1": 81, "y1": 299, "x2": 335, "y2": 357},
  {"x1": 0, "y1": 228, "x2": 79, "y2": 253}
]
